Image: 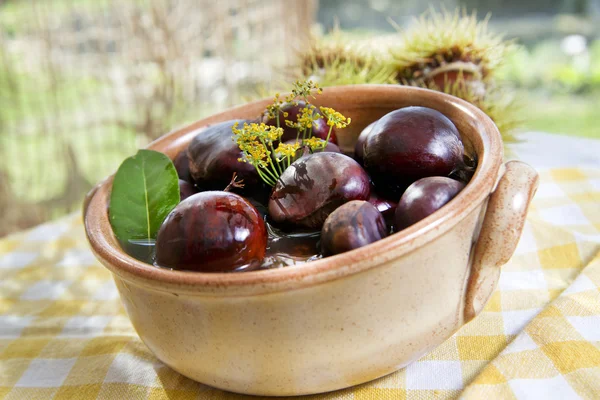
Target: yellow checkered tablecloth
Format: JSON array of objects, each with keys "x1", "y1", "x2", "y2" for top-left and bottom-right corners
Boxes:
[{"x1": 1, "y1": 132, "x2": 599, "y2": 399}]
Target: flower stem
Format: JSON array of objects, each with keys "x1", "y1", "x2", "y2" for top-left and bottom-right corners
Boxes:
[
  {"x1": 268, "y1": 142, "x2": 283, "y2": 175},
  {"x1": 263, "y1": 161, "x2": 280, "y2": 184},
  {"x1": 325, "y1": 125, "x2": 333, "y2": 143},
  {"x1": 260, "y1": 138, "x2": 281, "y2": 180},
  {"x1": 257, "y1": 167, "x2": 276, "y2": 187}
]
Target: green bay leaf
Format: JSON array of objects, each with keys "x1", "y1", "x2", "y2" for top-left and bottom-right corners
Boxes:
[{"x1": 109, "y1": 149, "x2": 180, "y2": 243}]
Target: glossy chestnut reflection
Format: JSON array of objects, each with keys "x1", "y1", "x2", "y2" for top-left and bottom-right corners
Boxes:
[
  {"x1": 155, "y1": 191, "x2": 267, "y2": 272},
  {"x1": 354, "y1": 121, "x2": 376, "y2": 165},
  {"x1": 321, "y1": 200, "x2": 387, "y2": 256},
  {"x1": 394, "y1": 177, "x2": 465, "y2": 231},
  {"x1": 264, "y1": 101, "x2": 338, "y2": 144},
  {"x1": 367, "y1": 188, "x2": 398, "y2": 221},
  {"x1": 269, "y1": 152, "x2": 370, "y2": 229},
  {"x1": 187, "y1": 120, "x2": 259, "y2": 189},
  {"x1": 363, "y1": 106, "x2": 465, "y2": 196}
]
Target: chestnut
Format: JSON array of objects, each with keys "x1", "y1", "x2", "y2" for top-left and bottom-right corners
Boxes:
[
  {"x1": 394, "y1": 176, "x2": 465, "y2": 231},
  {"x1": 354, "y1": 121, "x2": 376, "y2": 165},
  {"x1": 178, "y1": 179, "x2": 197, "y2": 201},
  {"x1": 155, "y1": 191, "x2": 267, "y2": 272},
  {"x1": 321, "y1": 200, "x2": 387, "y2": 256},
  {"x1": 363, "y1": 106, "x2": 465, "y2": 196},
  {"x1": 367, "y1": 187, "x2": 398, "y2": 222},
  {"x1": 268, "y1": 152, "x2": 370, "y2": 229},
  {"x1": 263, "y1": 100, "x2": 338, "y2": 144},
  {"x1": 187, "y1": 120, "x2": 259, "y2": 189},
  {"x1": 173, "y1": 150, "x2": 193, "y2": 182}
]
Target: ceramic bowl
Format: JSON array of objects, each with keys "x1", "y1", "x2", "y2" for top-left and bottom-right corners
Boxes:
[{"x1": 84, "y1": 85, "x2": 538, "y2": 396}]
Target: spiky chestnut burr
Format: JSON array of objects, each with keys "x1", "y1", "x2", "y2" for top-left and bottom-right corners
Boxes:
[
  {"x1": 283, "y1": 8, "x2": 521, "y2": 143},
  {"x1": 389, "y1": 8, "x2": 514, "y2": 88},
  {"x1": 422, "y1": 78, "x2": 522, "y2": 145},
  {"x1": 294, "y1": 28, "x2": 396, "y2": 87},
  {"x1": 387, "y1": 8, "x2": 521, "y2": 143}
]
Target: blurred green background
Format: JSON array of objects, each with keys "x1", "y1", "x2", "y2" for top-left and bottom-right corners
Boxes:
[
  {"x1": 0, "y1": 0, "x2": 598, "y2": 236},
  {"x1": 316, "y1": 0, "x2": 600, "y2": 140}
]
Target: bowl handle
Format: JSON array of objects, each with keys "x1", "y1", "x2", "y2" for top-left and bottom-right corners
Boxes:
[{"x1": 464, "y1": 160, "x2": 539, "y2": 321}]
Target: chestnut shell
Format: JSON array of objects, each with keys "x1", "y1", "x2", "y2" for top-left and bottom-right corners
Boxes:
[
  {"x1": 173, "y1": 150, "x2": 193, "y2": 182},
  {"x1": 178, "y1": 179, "x2": 197, "y2": 201},
  {"x1": 363, "y1": 106, "x2": 465, "y2": 196},
  {"x1": 354, "y1": 121, "x2": 377, "y2": 165},
  {"x1": 187, "y1": 119, "x2": 259, "y2": 189},
  {"x1": 367, "y1": 187, "x2": 398, "y2": 222},
  {"x1": 394, "y1": 176, "x2": 465, "y2": 231},
  {"x1": 268, "y1": 152, "x2": 370, "y2": 229},
  {"x1": 321, "y1": 200, "x2": 387, "y2": 256},
  {"x1": 155, "y1": 191, "x2": 267, "y2": 272}
]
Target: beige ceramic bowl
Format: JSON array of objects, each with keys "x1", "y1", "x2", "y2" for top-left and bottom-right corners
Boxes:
[{"x1": 84, "y1": 85, "x2": 538, "y2": 396}]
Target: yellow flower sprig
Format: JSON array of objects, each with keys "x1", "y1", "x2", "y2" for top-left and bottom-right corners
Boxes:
[
  {"x1": 273, "y1": 137, "x2": 327, "y2": 172},
  {"x1": 274, "y1": 141, "x2": 301, "y2": 171},
  {"x1": 285, "y1": 105, "x2": 321, "y2": 141},
  {"x1": 290, "y1": 80, "x2": 323, "y2": 103},
  {"x1": 275, "y1": 142, "x2": 301, "y2": 158},
  {"x1": 319, "y1": 106, "x2": 351, "y2": 143},
  {"x1": 265, "y1": 93, "x2": 290, "y2": 129},
  {"x1": 232, "y1": 122, "x2": 284, "y2": 187},
  {"x1": 232, "y1": 80, "x2": 352, "y2": 186},
  {"x1": 304, "y1": 137, "x2": 327, "y2": 151}
]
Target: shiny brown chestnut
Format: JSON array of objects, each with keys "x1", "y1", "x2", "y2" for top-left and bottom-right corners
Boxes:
[
  {"x1": 187, "y1": 120, "x2": 259, "y2": 189},
  {"x1": 367, "y1": 187, "x2": 398, "y2": 222},
  {"x1": 321, "y1": 200, "x2": 387, "y2": 256},
  {"x1": 155, "y1": 191, "x2": 267, "y2": 272},
  {"x1": 268, "y1": 152, "x2": 370, "y2": 229},
  {"x1": 354, "y1": 121, "x2": 376, "y2": 165},
  {"x1": 363, "y1": 106, "x2": 465, "y2": 196},
  {"x1": 173, "y1": 150, "x2": 193, "y2": 182},
  {"x1": 178, "y1": 179, "x2": 197, "y2": 202},
  {"x1": 394, "y1": 177, "x2": 465, "y2": 231}
]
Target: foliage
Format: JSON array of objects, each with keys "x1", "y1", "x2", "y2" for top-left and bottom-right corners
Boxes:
[
  {"x1": 294, "y1": 7, "x2": 521, "y2": 143},
  {"x1": 109, "y1": 150, "x2": 180, "y2": 244},
  {"x1": 500, "y1": 39, "x2": 600, "y2": 94}
]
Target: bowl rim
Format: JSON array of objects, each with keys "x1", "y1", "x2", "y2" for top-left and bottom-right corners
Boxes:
[{"x1": 84, "y1": 84, "x2": 503, "y2": 296}]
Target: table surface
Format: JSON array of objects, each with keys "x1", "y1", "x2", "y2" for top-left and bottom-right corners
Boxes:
[{"x1": 1, "y1": 132, "x2": 599, "y2": 400}]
